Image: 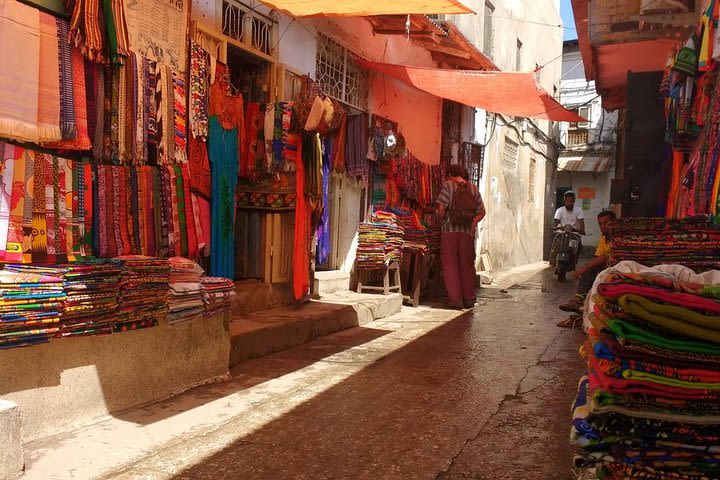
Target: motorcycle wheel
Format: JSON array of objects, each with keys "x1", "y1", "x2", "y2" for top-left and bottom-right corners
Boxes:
[{"x1": 557, "y1": 264, "x2": 567, "y2": 282}]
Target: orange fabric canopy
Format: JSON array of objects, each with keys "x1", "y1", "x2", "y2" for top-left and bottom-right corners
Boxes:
[
  {"x1": 259, "y1": 0, "x2": 473, "y2": 17},
  {"x1": 357, "y1": 59, "x2": 586, "y2": 123}
]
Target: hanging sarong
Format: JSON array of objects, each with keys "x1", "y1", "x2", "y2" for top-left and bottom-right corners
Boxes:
[
  {"x1": 173, "y1": 70, "x2": 187, "y2": 164},
  {"x1": 0, "y1": 151, "x2": 14, "y2": 260},
  {"x1": 38, "y1": 13, "x2": 62, "y2": 143},
  {"x1": 56, "y1": 19, "x2": 77, "y2": 140},
  {"x1": 47, "y1": 48, "x2": 92, "y2": 151},
  {"x1": 0, "y1": 0, "x2": 41, "y2": 143},
  {"x1": 6, "y1": 146, "x2": 25, "y2": 262}
]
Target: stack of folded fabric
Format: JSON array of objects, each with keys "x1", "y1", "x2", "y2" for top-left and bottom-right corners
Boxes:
[
  {"x1": 356, "y1": 218, "x2": 405, "y2": 269},
  {"x1": 115, "y1": 257, "x2": 171, "y2": 331},
  {"x1": 571, "y1": 266, "x2": 720, "y2": 479},
  {"x1": 167, "y1": 257, "x2": 205, "y2": 325},
  {"x1": 7, "y1": 263, "x2": 122, "y2": 337},
  {"x1": 201, "y1": 276, "x2": 235, "y2": 316},
  {"x1": 609, "y1": 217, "x2": 720, "y2": 272},
  {"x1": 0, "y1": 269, "x2": 65, "y2": 349},
  {"x1": 389, "y1": 208, "x2": 429, "y2": 252}
]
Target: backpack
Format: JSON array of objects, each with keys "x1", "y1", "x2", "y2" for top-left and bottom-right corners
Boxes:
[{"x1": 449, "y1": 182, "x2": 476, "y2": 228}]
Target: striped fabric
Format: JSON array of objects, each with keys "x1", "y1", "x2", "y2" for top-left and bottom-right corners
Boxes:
[
  {"x1": 56, "y1": 19, "x2": 77, "y2": 140},
  {"x1": 435, "y1": 180, "x2": 484, "y2": 235}
]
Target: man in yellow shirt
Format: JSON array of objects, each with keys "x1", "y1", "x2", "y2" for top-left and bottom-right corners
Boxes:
[{"x1": 557, "y1": 210, "x2": 617, "y2": 327}]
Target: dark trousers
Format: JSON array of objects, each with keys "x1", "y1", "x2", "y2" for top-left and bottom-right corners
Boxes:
[{"x1": 577, "y1": 264, "x2": 604, "y2": 296}]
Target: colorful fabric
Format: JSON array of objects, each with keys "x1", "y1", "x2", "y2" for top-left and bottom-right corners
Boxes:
[
  {"x1": 37, "y1": 12, "x2": 61, "y2": 143},
  {"x1": 172, "y1": 70, "x2": 188, "y2": 164},
  {"x1": 0, "y1": 0, "x2": 40, "y2": 143},
  {"x1": 47, "y1": 48, "x2": 92, "y2": 151},
  {"x1": 68, "y1": 0, "x2": 106, "y2": 62},
  {"x1": 56, "y1": 18, "x2": 77, "y2": 140},
  {"x1": 208, "y1": 115, "x2": 237, "y2": 279},
  {"x1": 190, "y1": 40, "x2": 210, "y2": 140}
]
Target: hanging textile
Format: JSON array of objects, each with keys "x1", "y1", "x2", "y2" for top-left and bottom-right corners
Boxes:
[
  {"x1": 0, "y1": 0, "x2": 40, "y2": 143},
  {"x1": 47, "y1": 48, "x2": 92, "y2": 150},
  {"x1": 56, "y1": 18, "x2": 77, "y2": 140},
  {"x1": 0, "y1": 150, "x2": 14, "y2": 260},
  {"x1": 6, "y1": 146, "x2": 26, "y2": 263},
  {"x1": 316, "y1": 142, "x2": 331, "y2": 266},
  {"x1": 245, "y1": 102, "x2": 264, "y2": 179},
  {"x1": 68, "y1": 0, "x2": 106, "y2": 62},
  {"x1": 293, "y1": 139, "x2": 309, "y2": 300},
  {"x1": 189, "y1": 40, "x2": 210, "y2": 140},
  {"x1": 208, "y1": 115, "x2": 238, "y2": 279},
  {"x1": 345, "y1": 114, "x2": 369, "y2": 182},
  {"x1": 173, "y1": 70, "x2": 188, "y2": 164}
]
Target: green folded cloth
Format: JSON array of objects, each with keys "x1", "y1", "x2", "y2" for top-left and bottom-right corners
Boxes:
[
  {"x1": 618, "y1": 294, "x2": 720, "y2": 344},
  {"x1": 606, "y1": 316, "x2": 720, "y2": 354},
  {"x1": 622, "y1": 370, "x2": 720, "y2": 390}
]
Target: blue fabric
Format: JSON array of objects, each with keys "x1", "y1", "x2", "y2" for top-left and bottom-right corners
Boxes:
[
  {"x1": 208, "y1": 116, "x2": 238, "y2": 279},
  {"x1": 316, "y1": 140, "x2": 331, "y2": 265}
]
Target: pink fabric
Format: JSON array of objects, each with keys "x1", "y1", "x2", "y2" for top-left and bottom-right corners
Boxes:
[
  {"x1": 197, "y1": 196, "x2": 211, "y2": 257},
  {"x1": 441, "y1": 232, "x2": 476, "y2": 303},
  {"x1": 597, "y1": 283, "x2": 720, "y2": 314}
]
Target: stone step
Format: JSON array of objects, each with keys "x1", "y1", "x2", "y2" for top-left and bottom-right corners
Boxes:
[
  {"x1": 313, "y1": 270, "x2": 351, "y2": 297},
  {"x1": 228, "y1": 292, "x2": 402, "y2": 368}
]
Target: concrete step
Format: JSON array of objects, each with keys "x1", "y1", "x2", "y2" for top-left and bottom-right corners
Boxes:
[
  {"x1": 313, "y1": 270, "x2": 351, "y2": 297},
  {"x1": 228, "y1": 292, "x2": 403, "y2": 368}
]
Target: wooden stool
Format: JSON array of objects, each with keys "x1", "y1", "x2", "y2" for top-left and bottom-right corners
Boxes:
[
  {"x1": 357, "y1": 262, "x2": 402, "y2": 295},
  {"x1": 400, "y1": 249, "x2": 426, "y2": 307}
]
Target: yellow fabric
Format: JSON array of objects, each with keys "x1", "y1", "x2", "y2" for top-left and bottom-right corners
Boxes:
[
  {"x1": 259, "y1": 0, "x2": 473, "y2": 17},
  {"x1": 595, "y1": 235, "x2": 610, "y2": 257}
]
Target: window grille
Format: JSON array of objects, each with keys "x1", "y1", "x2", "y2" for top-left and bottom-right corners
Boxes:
[
  {"x1": 502, "y1": 137, "x2": 519, "y2": 171},
  {"x1": 222, "y1": 0, "x2": 274, "y2": 56},
  {"x1": 460, "y1": 142, "x2": 484, "y2": 186},
  {"x1": 316, "y1": 33, "x2": 369, "y2": 111},
  {"x1": 567, "y1": 129, "x2": 589, "y2": 146}
]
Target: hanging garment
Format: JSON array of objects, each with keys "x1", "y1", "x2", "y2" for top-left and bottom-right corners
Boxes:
[
  {"x1": 189, "y1": 40, "x2": 210, "y2": 140},
  {"x1": 173, "y1": 70, "x2": 188, "y2": 164},
  {"x1": 38, "y1": 13, "x2": 62, "y2": 143},
  {"x1": 68, "y1": 0, "x2": 106, "y2": 62},
  {"x1": 0, "y1": 0, "x2": 40, "y2": 143},
  {"x1": 208, "y1": 115, "x2": 238, "y2": 278},
  {"x1": 316, "y1": 145, "x2": 331, "y2": 266},
  {"x1": 0, "y1": 153, "x2": 14, "y2": 260},
  {"x1": 47, "y1": 48, "x2": 92, "y2": 150},
  {"x1": 180, "y1": 164, "x2": 198, "y2": 258},
  {"x1": 293, "y1": 139, "x2": 310, "y2": 300},
  {"x1": 245, "y1": 102, "x2": 264, "y2": 179},
  {"x1": 6, "y1": 146, "x2": 26, "y2": 262},
  {"x1": 56, "y1": 19, "x2": 77, "y2": 140},
  {"x1": 210, "y1": 63, "x2": 245, "y2": 174},
  {"x1": 345, "y1": 114, "x2": 369, "y2": 182},
  {"x1": 189, "y1": 134, "x2": 211, "y2": 198}
]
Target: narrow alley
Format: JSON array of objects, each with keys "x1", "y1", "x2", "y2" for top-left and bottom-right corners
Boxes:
[{"x1": 22, "y1": 264, "x2": 586, "y2": 480}]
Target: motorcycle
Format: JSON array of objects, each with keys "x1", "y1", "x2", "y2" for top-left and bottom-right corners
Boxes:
[{"x1": 551, "y1": 224, "x2": 584, "y2": 281}]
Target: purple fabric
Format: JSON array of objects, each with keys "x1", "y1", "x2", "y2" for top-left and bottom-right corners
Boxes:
[{"x1": 441, "y1": 232, "x2": 476, "y2": 303}]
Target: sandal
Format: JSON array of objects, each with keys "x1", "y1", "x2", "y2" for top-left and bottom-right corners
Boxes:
[{"x1": 557, "y1": 314, "x2": 582, "y2": 328}]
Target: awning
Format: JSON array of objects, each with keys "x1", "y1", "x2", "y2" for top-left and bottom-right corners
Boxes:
[
  {"x1": 356, "y1": 59, "x2": 586, "y2": 122},
  {"x1": 365, "y1": 16, "x2": 498, "y2": 70},
  {"x1": 558, "y1": 156, "x2": 614, "y2": 172},
  {"x1": 259, "y1": 0, "x2": 473, "y2": 17}
]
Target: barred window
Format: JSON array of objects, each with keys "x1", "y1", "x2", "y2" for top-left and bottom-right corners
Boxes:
[
  {"x1": 316, "y1": 33, "x2": 369, "y2": 111},
  {"x1": 502, "y1": 137, "x2": 518, "y2": 171},
  {"x1": 222, "y1": 0, "x2": 274, "y2": 56}
]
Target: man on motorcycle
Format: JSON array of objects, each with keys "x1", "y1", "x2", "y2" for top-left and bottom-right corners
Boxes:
[
  {"x1": 549, "y1": 191, "x2": 586, "y2": 267},
  {"x1": 556, "y1": 210, "x2": 618, "y2": 328}
]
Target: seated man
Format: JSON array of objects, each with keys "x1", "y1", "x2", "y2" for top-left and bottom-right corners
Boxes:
[{"x1": 556, "y1": 210, "x2": 617, "y2": 328}]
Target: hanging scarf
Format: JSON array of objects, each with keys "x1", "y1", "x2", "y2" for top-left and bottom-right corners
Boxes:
[
  {"x1": 281, "y1": 102, "x2": 299, "y2": 172},
  {"x1": 129, "y1": 166, "x2": 141, "y2": 253},
  {"x1": 245, "y1": 102, "x2": 264, "y2": 180},
  {"x1": 145, "y1": 58, "x2": 157, "y2": 165},
  {"x1": 30, "y1": 151, "x2": 49, "y2": 264},
  {"x1": 293, "y1": 139, "x2": 309, "y2": 300},
  {"x1": 156, "y1": 63, "x2": 170, "y2": 164},
  {"x1": 56, "y1": 19, "x2": 77, "y2": 140},
  {"x1": 21, "y1": 151, "x2": 35, "y2": 263},
  {"x1": 68, "y1": 0, "x2": 106, "y2": 63},
  {"x1": 190, "y1": 40, "x2": 210, "y2": 140},
  {"x1": 173, "y1": 70, "x2": 188, "y2": 163},
  {"x1": 180, "y1": 164, "x2": 198, "y2": 258},
  {"x1": 0, "y1": 0, "x2": 40, "y2": 143},
  {"x1": 6, "y1": 146, "x2": 26, "y2": 263},
  {"x1": 0, "y1": 150, "x2": 14, "y2": 260},
  {"x1": 45, "y1": 155, "x2": 58, "y2": 264},
  {"x1": 38, "y1": 13, "x2": 62, "y2": 143},
  {"x1": 47, "y1": 48, "x2": 92, "y2": 150}
]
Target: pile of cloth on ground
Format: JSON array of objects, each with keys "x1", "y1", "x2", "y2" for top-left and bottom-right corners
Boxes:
[
  {"x1": 5, "y1": 262, "x2": 121, "y2": 337},
  {"x1": 356, "y1": 211, "x2": 405, "y2": 269},
  {"x1": 167, "y1": 257, "x2": 205, "y2": 325},
  {"x1": 115, "y1": 256, "x2": 170, "y2": 331},
  {"x1": 200, "y1": 276, "x2": 235, "y2": 316},
  {"x1": 572, "y1": 260, "x2": 720, "y2": 479},
  {"x1": 609, "y1": 217, "x2": 720, "y2": 272},
  {"x1": 0, "y1": 268, "x2": 65, "y2": 349}
]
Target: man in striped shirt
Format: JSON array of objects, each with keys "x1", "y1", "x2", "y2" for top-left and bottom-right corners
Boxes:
[{"x1": 436, "y1": 164, "x2": 486, "y2": 309}]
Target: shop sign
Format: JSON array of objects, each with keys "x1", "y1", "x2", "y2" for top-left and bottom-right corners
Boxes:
[{"x1": 577, "y1": 187, "x2": 596, "y2": 199}]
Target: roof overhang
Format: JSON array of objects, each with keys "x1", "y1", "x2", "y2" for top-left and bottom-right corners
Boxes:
[
  {"x1": 571, "y1": 0, "x2": 699, "y2": 110},
  {"x1": 365, "y1": 15, "x2": 498, "y2": 70},
  {"x1": 558, "y1": 155, "x2": 614, "y2": 172},
  {"x1": 259, "y1": 0, "x2": 474, "y2": 17}
]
